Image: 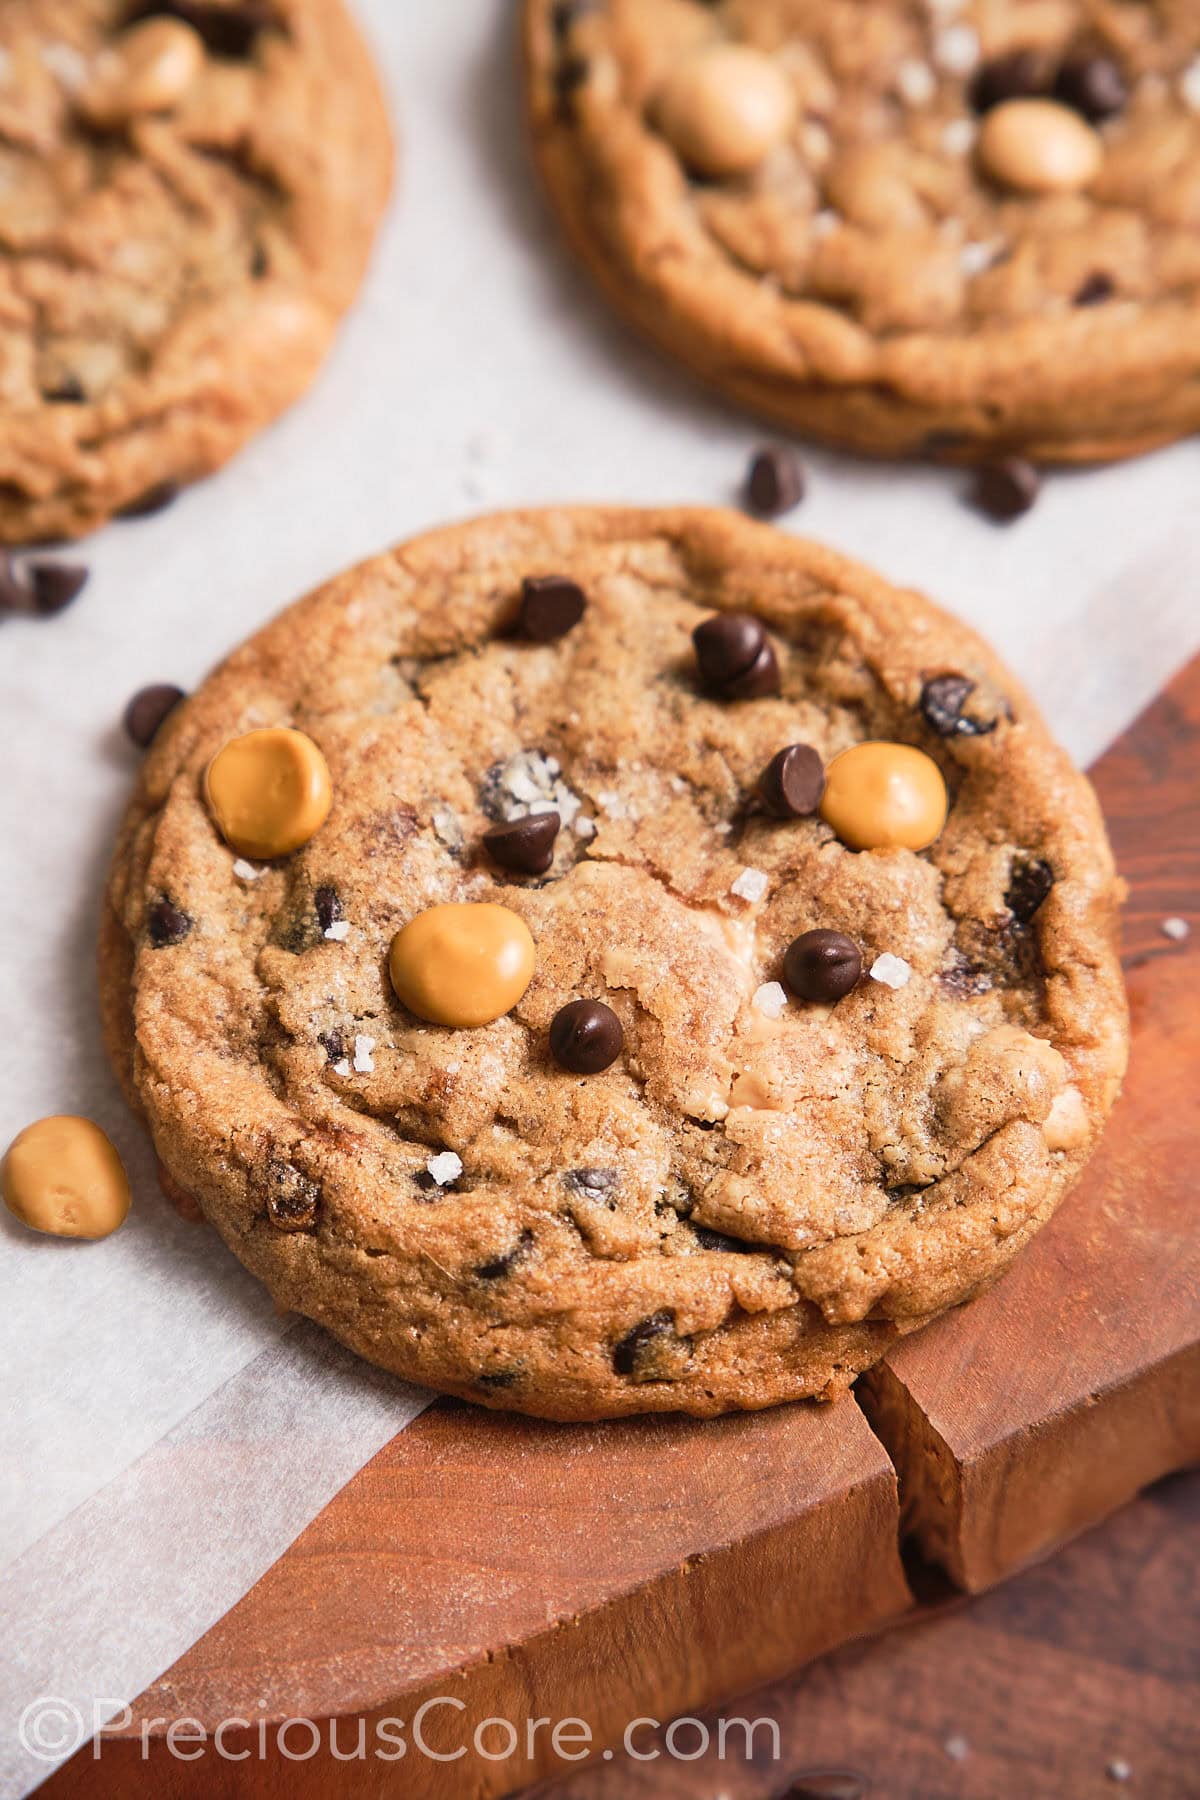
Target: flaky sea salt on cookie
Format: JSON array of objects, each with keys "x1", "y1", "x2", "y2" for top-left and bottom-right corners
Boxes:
[{"x1": 101, "y1": 507, "x2": 1127, "y2": 1420}]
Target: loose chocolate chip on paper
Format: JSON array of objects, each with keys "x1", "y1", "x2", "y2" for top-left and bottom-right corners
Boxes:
[
  {"x1": 693, "y1": 612, "x2": 780, "y2": 699},
  {"x1": 1074, "y1": 271, "x2": 1114, "y2": 307},
  {"x1": 1054, "y1": 54, "x2": 1127, "y2": 123},
  {"x1": 475, "y1": 1228, "x2": 535, "y2": 1281},
  {"x1": 783, "y1": 929, "x2": 862, "y2": 1003},
  {"x1": 744, "y1": 445, "x2": 805, "y2": 518},
  {"x1": 759, "y1": 743, "x2": 824, "y2": 816},
  {"x1": 148, "y1": 897, "x2": 193, "y2": 947},
  {"x1": 124, "y1": 683, "x2": 186, "y2": 748},
  {"x1": 969, "y1": 457, "x2": 1040, "y2": 522},
  {"x1": 517, "y1": 575, "x2": 587, "y2": 642},
  {"x1": 920, "y1": 674, "x2": 998, "y2": 739},
  {"x1": 549, "y1": 998, "x2": 624, "y2": 1074},
  {"x1": 970, "y1": 49, "x2": 1049, "y2": 113},
  {"x1": 1006, "y1": 856, "x2": 1054, "y2": 923},
  {"x1": 29, "y1": 562, "x2": 89, "y2": 615},
  {"x1": 484, "y1": 811, "x2": 561, "y2": 876}
]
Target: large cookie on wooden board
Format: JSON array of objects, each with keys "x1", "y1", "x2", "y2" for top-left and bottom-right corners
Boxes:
[
  {"x1": 101, "y1": 507, "x2": 1128, "y2": 1419},
  {"x1": 0, "y1": 0, "x2": 392, "y2": 542},
  {"x1": 524, "y1": 0, "x2": 1200, "y2": 464}
]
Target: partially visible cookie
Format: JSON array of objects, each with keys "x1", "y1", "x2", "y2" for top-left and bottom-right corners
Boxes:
[
  {"x1": 524, "y1": 0, "x2": 1200, "y2": 464},
  {"x1": 101, "y1": 507, "x2": 1128, "y2": 1420},
  {"x1": 0, "y1": 1, "x2": 392, "y2": 542}
]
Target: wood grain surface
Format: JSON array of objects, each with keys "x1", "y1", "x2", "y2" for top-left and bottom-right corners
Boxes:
[
  {"x1": 528, "y1": 1467, "x2": 1200, "y2": 1800},
  {"x1": 857, "y1": 655, "x2": 1200, "y2": 1590},
  {"x1": 36, "y1": 658, "x2": 1200, "y2": 1800}
]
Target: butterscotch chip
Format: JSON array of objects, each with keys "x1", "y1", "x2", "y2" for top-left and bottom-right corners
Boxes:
[
  {"x1": 0, "y1": 0, "x2": 392, "y2": 543},
  {"x1": 3, "y1": 1116, "x2": 131, "y2": 1240},
  {"x1": 978, "y1": 99, "x2": 1103, "y2": 195},
  {"x1": 389, "y1": 904, "x2": 537, "y2": 1028},
  {"x1": 81, "y1": 19, "x2": 206, "y2": 125},
  {"x1": 524, "y1": 0, "x2": 1200, "y2": 463},
  {"x1": 653, "y1": 43, "x2": 796, "y2": 178},
  {"x1": 820, "y1": 742, "x2": 948, "y2": 852},
  {"x1": 100, "y1": 507, "x2": 1128, "y2": 1421},
  {"x1": 205, "y1": 728, "x2": 333, "y2": 860}
]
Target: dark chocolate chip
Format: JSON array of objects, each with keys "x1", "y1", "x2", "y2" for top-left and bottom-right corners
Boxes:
[
  {"x1": 692, "y1": 1224, "x2": 756, "y2": 1254},
  {"x1": 318, "y1": 1028, "x2": 345, "y2": 1064},
  {"x1": 1005, "y1": 856, "x2": 1054, "y2": 923},
  {"x1": 744, "y1": 445, "x2": 806, "y2": 518},
  {"x1": 562, "y1": 1167, "x2": 621, "y2": 1200},
  {"x1": 551, "y1": 0, "x2": 600, "y2": 35},
  {"x1": 759, "y1": 743, "x2": 825, "y2": 816},
  {"x1": 938, "y1": 954, "x2": 993, "y2": 998},
  {"x1": 476, "y1": 1369, "x2": 520, "y2": 1390},
  {"x1": 612, "y1": 1310, "x2": 691, "y2": 1382},
  {"x1": 554, "y1": 54, "x2": 590, "y2": 105},
  {"x1": 693, "y1": 612, "x2": 781, "y2": 700},
  {"x1": 264, "y1": 1161, "x2": 320, "y2": 1232},
  {"x1": 783, "y1": 929, "x2": 862, "y2": 1003},
  {"x1": 313, "y1": 885, "x2": 343, "y2": 933},
  {"x1": 123, "y1": 683, "x2": 185, "y2": 748},
  {"x1": 116, "y1": 480, "x2": 180, "y2": 520},
  {"x1": 1054, "y1": 53, "x2": 1127, "y2": 122},
  {"x1": 475, "y1": 1228, "x2": 534, "y2": 1281},
  {"x1": 43, "y1": 373, "x2": 87, "y2": 404},
  {"x1": 969, "y1": 457, "x2": 1040, "y2": 522},
  {"x1": 27, "y1": 561, "x2": 88, "y2": 615},
  {"x1": 549, "y1": 998, "x2": 624, "y2": 1074},
  {"x1": 970, "y1": 49, "x2": 1050, "y2": 112},
  {"x1": 920, "y1": 673, "x2": 998, "y2": 739},
  {"x1": 128, "y1": 1, "x2": 278, "y2": 58},
  {"x1": 148, "y1": 897, "x2": 192, "y2": 947},
  {"x1": 783, "y1": 1769, "x2": 870, "y2": 1800},
  {"x1": 1074, "y1": 270, "x2": 1114, "y2": 307},
  {"x1": 484, "y1": 811, "x2": 561, "y2": 876},
  {"x1": 517, "y1": 575, "x2": 586, "y2": 642}
]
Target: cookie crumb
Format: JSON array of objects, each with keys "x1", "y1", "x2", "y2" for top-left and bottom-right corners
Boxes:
[
  {"x1": 943, "y1": 1733, "x2": 969, "y2": 1762},
  {"x1": 425, "y1": 1151, "x2": 463, "y2": 1187},
  {"x1": 731, "y1": 867, "x2": 769, "y2": 902},
  {"x1": 870, "y1": 953, "x2": 912, "y2": 989},
  {"x1": 232, "y1": 859, "x2": 264, "y2": 882},
  {"x1": 1161, "y1": 916, "x2": 1190, "y2": 942},
  {"x1": 324, "y1": 920, "x2": 350, "y2": 942},
  {"x1": 1107, "y1": 1759, "x2": 1132, "y2": 1783},
  {"x1": 353, "y1": 1034, "x2": 376, "y2": 1074},
  {"x1": 753, "y1": 981, "x2": 787, "y2": 1019}
]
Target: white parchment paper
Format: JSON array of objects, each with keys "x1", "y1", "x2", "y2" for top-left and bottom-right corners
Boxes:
[{"x1": 2, "y1": 4, "x2": 1199, "y2": 1794}]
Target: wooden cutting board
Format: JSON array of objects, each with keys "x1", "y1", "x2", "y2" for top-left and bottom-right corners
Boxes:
[{"x1": 40, "y1": 657, "x2": 1200, "y2": 1800}]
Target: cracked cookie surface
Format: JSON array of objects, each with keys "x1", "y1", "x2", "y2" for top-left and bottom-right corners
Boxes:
[
  {"x1": 0, "y1": 0, "x2": 391, "y2": 542},
  {"x1": 101, "y1": 506, "x2": 1128, "y2": 1419},
  {"x1": 524, "y1": 0, "x2": 1200, "y2": 463}
]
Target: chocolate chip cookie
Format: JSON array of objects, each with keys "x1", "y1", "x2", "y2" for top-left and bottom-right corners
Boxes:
[
  {"x1": 101, "y1": 507, "x2": 1128, "y2": 1419},
  {"x1": 525, "y1": 0, "x2": 1200, "y2": 463},
  {"x1": 0, "y1": 1, "x2": 392, "y2": 542}
]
